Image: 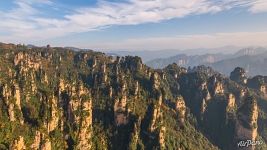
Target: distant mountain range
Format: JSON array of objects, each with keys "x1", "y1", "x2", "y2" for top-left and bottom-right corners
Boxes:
[
  {"x1": 106, "y1": 46, "x2": 241, "y2": 62},
  {"x1": 146, "y1": 47, "x2": 267, "y2": 76}
]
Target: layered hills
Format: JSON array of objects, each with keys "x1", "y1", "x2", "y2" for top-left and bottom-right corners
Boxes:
[{"x1": 146, "y1": 47, "x2": 267, "y2": 76}]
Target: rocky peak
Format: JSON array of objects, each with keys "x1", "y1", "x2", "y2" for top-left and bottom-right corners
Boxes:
[
  {"x1": 230, "y1": 67, "x2": 247, "y2": 84},
  {"x1": 209, "y1": 76, "x2": 225, "y2": 95},
  {"x1": 247, "y1": 75, "x2": 267, "y2": 95},
  {"x1": 164, "y1": 63, "x2": 187, "y2": 79},
  {"x1": 213, "y1": 81, "x2": 224, "y2": 95}
]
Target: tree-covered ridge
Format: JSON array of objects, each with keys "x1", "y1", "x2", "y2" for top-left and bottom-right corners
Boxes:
[{"x1": 0, "y1": 43, "x2": 266, "y2": 150}]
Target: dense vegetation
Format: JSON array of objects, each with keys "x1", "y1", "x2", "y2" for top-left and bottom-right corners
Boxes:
[{"x1": 0, "y1": 43, "x2": 266, "y2": 150}]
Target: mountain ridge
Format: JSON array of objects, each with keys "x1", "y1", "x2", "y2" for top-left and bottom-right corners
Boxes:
[{"x1": 146, "y1": 47, "x2": 267, "y2": 76}]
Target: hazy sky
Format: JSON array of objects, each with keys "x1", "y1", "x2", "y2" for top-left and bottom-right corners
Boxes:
[{"x1": 0, "y1": 0, "x2": 267, "y2": 51}]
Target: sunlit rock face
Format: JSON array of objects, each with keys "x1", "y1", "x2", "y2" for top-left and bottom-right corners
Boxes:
[
  {"x1": 148, "y1": 104, "x2": 162, "y2": 132},
  {"x1": 151, "y1": 72, "x2": 161, "y2": 90},
  {"x1": 10, "y1": 136, "x2": 26, "y2": 150},
  {"x1": 159, "y1": 126, "x2": 166, "y2": 149},
  {"x1": 227, "y1": 93, "x2": 236, "y2": 109},
  {"x1": 210, "y1": 76, "x2": 225, "y2": 96},
  {"x1": 41, "y1": 139, "x2": 52, "y2": 150},
  {"x1": 31, "y1": 131, "x2": 41, "y2": 150},
  {"x1": 175, "y1": 96, "x2": 186, "y2": 124}
]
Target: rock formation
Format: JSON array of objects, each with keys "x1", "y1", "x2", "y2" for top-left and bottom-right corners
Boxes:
[
  {"x1": 0, "y1": 43, "x2": 266, "y2": 150},
  {"x1": 175, "y1": 96, "x2": 186, "y2": 124},
  {"x1": 10, "y1": 136, "x2": 26, "y2": 150},
  {"x1": 236, "y1": 96, "x2": 259, "y2": 150},
  {"x1": 230, "y1": 67, "x2": 248, "y2": 84}
]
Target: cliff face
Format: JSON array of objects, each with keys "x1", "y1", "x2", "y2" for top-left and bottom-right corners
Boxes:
[
  {"x1": 235, "y1": 96, "x2": 259, "y2": 150},
  {"x1": 0, "y1": 44, "x2": 266, "y2": 150},
  {"x1": 175, "y1": 96, "x2": 186, "y2": 124}
]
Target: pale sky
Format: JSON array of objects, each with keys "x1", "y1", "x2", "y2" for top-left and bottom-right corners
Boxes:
[{"x1": 0, "y1": 0, "x2": 267, "y2": 51}]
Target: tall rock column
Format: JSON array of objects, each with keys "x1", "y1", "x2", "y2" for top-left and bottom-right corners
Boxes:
[
  {"x1": 76, "y1": 91, "x2": 93, "y2": 149},
  {"x1": 175, "y1": 96, "x2": 186, "y2": 124},
  {"x1": 236, "y1": 96, "x2": 259, "y2": 150},
  {"x1": 10, "y1": 136, "x2": 26, "y2": 150}
]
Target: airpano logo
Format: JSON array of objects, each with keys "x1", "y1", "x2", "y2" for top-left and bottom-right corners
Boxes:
[{"x1": 237, "y1": 140, "x2": 263, "y2": 147}]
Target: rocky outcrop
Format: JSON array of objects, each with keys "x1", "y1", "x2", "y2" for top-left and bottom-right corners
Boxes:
[
  {"x1": 41, "y1": 139, "x2": 51, "y2": 150},
  {"x1": 260, "y1": 85, "x2": 267, "y2": 95},
  {"x1": 198, "y1": 82, "x2": 211, "y2": 115},
  {"x1": 151, "y1": 72, "x2": 160, "y2": 90},
  {"x1": 236, "y1": 96, "x2": 259, "y2": 149},
  {"x1": 109, "y1": 86, "x2": 113, "y2": 99},
  {"x1": 30, "y1": 131, "x2": 52, "y2": 150},
  {"x1": 208, "y1": 76, "x2": 225, "y2": 96},
  {"x1": 175, "y1": 96, "x2": 186, "y2": 124},
  {"x1": 47, "y1": 96, "x2": 59, "y2": 132},
  {"x1": 134, "y1": 81, "x2": 139, "y2": 99},
  {"x1": 101, "y1": 62, "x2": 108, "y2": 83},
  {"x1": 8, "y1": 103, "x2": 16, "y2": 122},
  {"x1": 239, "y1": 89, "x2": 247, "y2": 99},
  {"x1": 76, "y1": 97, "x2": 93, "y2": 149},
  {"x1": 114, "y1": 82, "x2": 129, "y2": 126},
  {"x1": 149, "y1": 104, "x2": 162, "y2": 132},
  {"x1": 31, "y1": 131, "x2": 41, "y2": 150},
  {"x1": 128, "y1": 118, "x2": 141, "y2": 150},
  {"x1": 214, "y1": 82, "x2": 224, "y2": 95},
  {"x1": 226, "y1": 93, "x2": 236, "y2": 110},
  {"x1": 114, "y1": 98, "x2": 128, "y2": 126},
  {"x1": 10, "y1": 136, "x2": 26, "y2": 150},
  {"x1": 13, "y1": 84, "x2": 21, "y2": 110},
  {"x1": 247, "y1": 75, "x2": 267, "y2": 96},
  {"x1": 158, "y1": 126, "x2": 166, "y2": 149},
  {"x1": 14, "y1": 52, "x2": 42, "y2": 72},
  {"x1": 225, "y1": 93, "x2": 236, "y2": 123},
  {"x1": 1, "y1": 83, "x2": 24, "y2": 124},
  {"x1": 230, "y1": 67, "x2": 247, "y2": 84}
]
